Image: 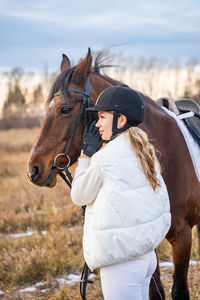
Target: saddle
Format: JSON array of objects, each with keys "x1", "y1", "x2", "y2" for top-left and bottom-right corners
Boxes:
[{"x1": 157, "y1": 97, "x2": 200, "y2": 145}]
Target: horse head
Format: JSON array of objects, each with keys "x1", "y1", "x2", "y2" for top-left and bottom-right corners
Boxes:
[{"x1": 27, "y1": 49, "x2": 112, "y2": 187}]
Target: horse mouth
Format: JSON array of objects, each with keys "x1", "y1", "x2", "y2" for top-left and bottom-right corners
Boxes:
[{"x1": 28, "y1": 166, "x2": 58, "y2": 187}]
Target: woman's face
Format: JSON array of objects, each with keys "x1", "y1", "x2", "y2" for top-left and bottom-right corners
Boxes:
[
  {"x1": 96, "y1": 111, "x2": 113, "y2": 140},
  {"x1": 96, "y1": 111, "x2": 127, "y2": 140}
]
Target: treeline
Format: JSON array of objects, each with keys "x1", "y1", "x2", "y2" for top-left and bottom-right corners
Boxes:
[
  {"x1": 0, "y1": 56, "x2": 200, "y2": 129},
  {"x1": 107, "y1": 55, "x2": 200, "y2": 103},
  {"x1": 0, "y1": 66, "x2": 56, "y2": 129}
]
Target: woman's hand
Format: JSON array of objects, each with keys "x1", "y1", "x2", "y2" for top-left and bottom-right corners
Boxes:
[{"x1": 81, "y1": 121, "x2": 103, "y2": 157}]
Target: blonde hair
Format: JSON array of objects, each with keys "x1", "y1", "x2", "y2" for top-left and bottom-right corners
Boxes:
[{"x1": 128, "y1": 127, "x2": 161, "y2": 191}]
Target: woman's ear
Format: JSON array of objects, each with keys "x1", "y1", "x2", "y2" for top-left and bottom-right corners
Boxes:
[{"x1": 117, "y1": 114, "x2": 127, "y2": 129}]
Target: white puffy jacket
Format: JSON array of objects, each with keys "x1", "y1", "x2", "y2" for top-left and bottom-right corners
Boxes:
[{"x1": 71, "y1": 132, "x2": 171, "y2": 271}]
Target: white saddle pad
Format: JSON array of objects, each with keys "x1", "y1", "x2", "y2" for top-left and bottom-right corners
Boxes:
[{"x1": 162, "y1": 106, "x2": 200, "y2": 182}]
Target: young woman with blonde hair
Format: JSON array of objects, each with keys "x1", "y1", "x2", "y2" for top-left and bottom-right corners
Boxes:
[{"x1": 71, "y1": 86, "x2": 171, "y2": 300}]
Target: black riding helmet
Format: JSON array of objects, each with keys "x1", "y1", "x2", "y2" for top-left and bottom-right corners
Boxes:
[{"x1": 87, "y1": 86, "x2": 144, "y2": 140}]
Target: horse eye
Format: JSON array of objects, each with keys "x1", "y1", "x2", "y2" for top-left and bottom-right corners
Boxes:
[{"x1": 60, "y1": 107, "x2": 73, "y2": 115}]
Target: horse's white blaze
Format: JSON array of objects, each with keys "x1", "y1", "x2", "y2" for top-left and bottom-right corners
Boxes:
[{"x1": 49, "y1": 99, "x2": 55, "y2": 108}]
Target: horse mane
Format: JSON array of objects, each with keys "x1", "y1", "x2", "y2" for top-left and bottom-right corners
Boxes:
[{"x1": 93, "y1": 51, "x2": 124, "y2": 86}]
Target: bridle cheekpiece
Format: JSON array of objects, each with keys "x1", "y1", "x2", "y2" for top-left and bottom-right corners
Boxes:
[{"x1": 52, "y1": 77, "x2": 91, "y2": 188}]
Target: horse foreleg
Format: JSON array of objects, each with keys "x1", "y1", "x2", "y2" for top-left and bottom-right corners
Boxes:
[
  {"x1": 170, "y1": 224, "x2": 192, "y2": 300},
  {"x1": 149, "y1": 252, "x2": 165, "y2": 300}
]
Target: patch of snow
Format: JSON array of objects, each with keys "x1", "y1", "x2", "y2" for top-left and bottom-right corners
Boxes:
[
  {"x1": 67, "y1": 273, "x2": 80, "y2": 281},
  {"x1": 88, "y1": 273, "x2": 96, "y2": 279},
  {"x1": 56, "y1": 278, "x2": 69, "y2": 285},
  {"x1": 160, "y1": 261, "x2": 173, "y2": 268},
  {"x1": 35, "y1": 281, "x2": 46, "y2": 287},
  {"x1": 41, "y1": 289, "x2": 49, "y2": 293},
  {"x1": 160, "y1": 259, "x2": 199, "y2": 269},
  {"x1": 7, "y1": 226, "x2": 80, "y2": 239},
  {"x1": 9, "y1": 230, "x2": 47, "y2": 238},
  {"x1": 9, "y1": 231, "x2": 36, "y2": 238},
  {"x1": 56, "y1": 272, "x2": 96, "y2": 286},
  {"x1": 41, "y1": 231, "x2": 47, "y2": 235},
  {"x1": 57, "y1": 275, "x2": 79, "y2": 285},
  {"x1": 190, "y1": 259, "x2": 198, "y2": 265},
  {"x1": 20, "y1": 286, "x2": 37, "y2": 293}
]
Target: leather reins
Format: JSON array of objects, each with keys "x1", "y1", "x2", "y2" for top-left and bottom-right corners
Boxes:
[{"x1": 51, "y1": 76, "x2": 93, "y2": 300}]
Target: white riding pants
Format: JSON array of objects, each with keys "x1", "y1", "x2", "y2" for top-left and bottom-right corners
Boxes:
[{"x1": 100, "y1": 251, "x2": 157, "y2": 300}]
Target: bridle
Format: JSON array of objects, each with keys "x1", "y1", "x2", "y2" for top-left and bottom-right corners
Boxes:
[
  {"x1": 51, "y1": 74, "x2": 93, "y2": 300},
  {"x1": 52, "y1": 76, "x2": 91, "y2": 188}
]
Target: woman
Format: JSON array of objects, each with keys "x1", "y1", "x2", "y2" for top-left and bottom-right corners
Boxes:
[{"x1": 71, "y1": 86, "x2": 171, "y2": 300}]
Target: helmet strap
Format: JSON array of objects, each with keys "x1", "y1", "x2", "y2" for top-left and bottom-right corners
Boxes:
[{"x1": 110, "y1": 111, "x2": 133, "y2": 140}]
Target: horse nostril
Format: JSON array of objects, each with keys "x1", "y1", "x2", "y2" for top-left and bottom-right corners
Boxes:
[{"x1": 29, "y1": 165, "x2": 39, "y2": 182}]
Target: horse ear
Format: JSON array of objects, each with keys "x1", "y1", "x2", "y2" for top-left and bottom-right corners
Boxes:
[
  {"x1": 60, "y1": 54, "x2": 71, "y2": 72},
  {"x1": 72, "y1": 48, "x2": 92, "y2": 85}
]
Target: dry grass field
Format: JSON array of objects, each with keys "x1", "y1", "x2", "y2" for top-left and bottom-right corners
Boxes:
[{"x1": 0, "y1": 128, "x2": 199, "y2": 299}]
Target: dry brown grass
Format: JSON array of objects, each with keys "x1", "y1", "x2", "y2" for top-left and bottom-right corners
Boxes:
[
  {"x1": 0, "y1": 128, "x2": 199, "y2": 299},
  {"x1": 0, "y1": 226, "x2": 83, "y2": 287}
]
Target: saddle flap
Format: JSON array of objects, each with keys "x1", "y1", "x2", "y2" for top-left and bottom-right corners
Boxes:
[{"x1": 175, "y1": 99, "x2": 200, "y2": 145}]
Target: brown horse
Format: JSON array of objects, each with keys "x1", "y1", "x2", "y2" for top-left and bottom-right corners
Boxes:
[{"x1": 27, "y1": 49, "x2": 200, "y2": 300}]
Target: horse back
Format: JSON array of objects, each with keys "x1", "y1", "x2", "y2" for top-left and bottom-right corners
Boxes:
[{"x1": 140, "y1": 95, "x2": 200, "y2": 232}]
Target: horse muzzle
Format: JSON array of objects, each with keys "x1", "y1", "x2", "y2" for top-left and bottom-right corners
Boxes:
[{"x1": 27, "y1": 165, "x2": 57, "y2": 187}]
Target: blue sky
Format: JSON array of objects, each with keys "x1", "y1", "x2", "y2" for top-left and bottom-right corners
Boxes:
[{"x1": 0, "y1": 0, "x2": 200, "y2": 71}]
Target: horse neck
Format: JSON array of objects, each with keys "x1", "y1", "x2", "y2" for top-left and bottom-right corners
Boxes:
[
  {"x1": 89, "y1": 73, "x2": 122, "y2": 106},
  {"x1": 89, "y1": 72, "x2": 166, "y2": 135},
  {"x1": 143, "y1": 94, "x2": 163, "y2": 120},
  {"x1": 139, "y1": 94, "x2": 173, "y2": 159},
  {"x1": 90, "y1": 73, "x2": 161, "y2": 117}
]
